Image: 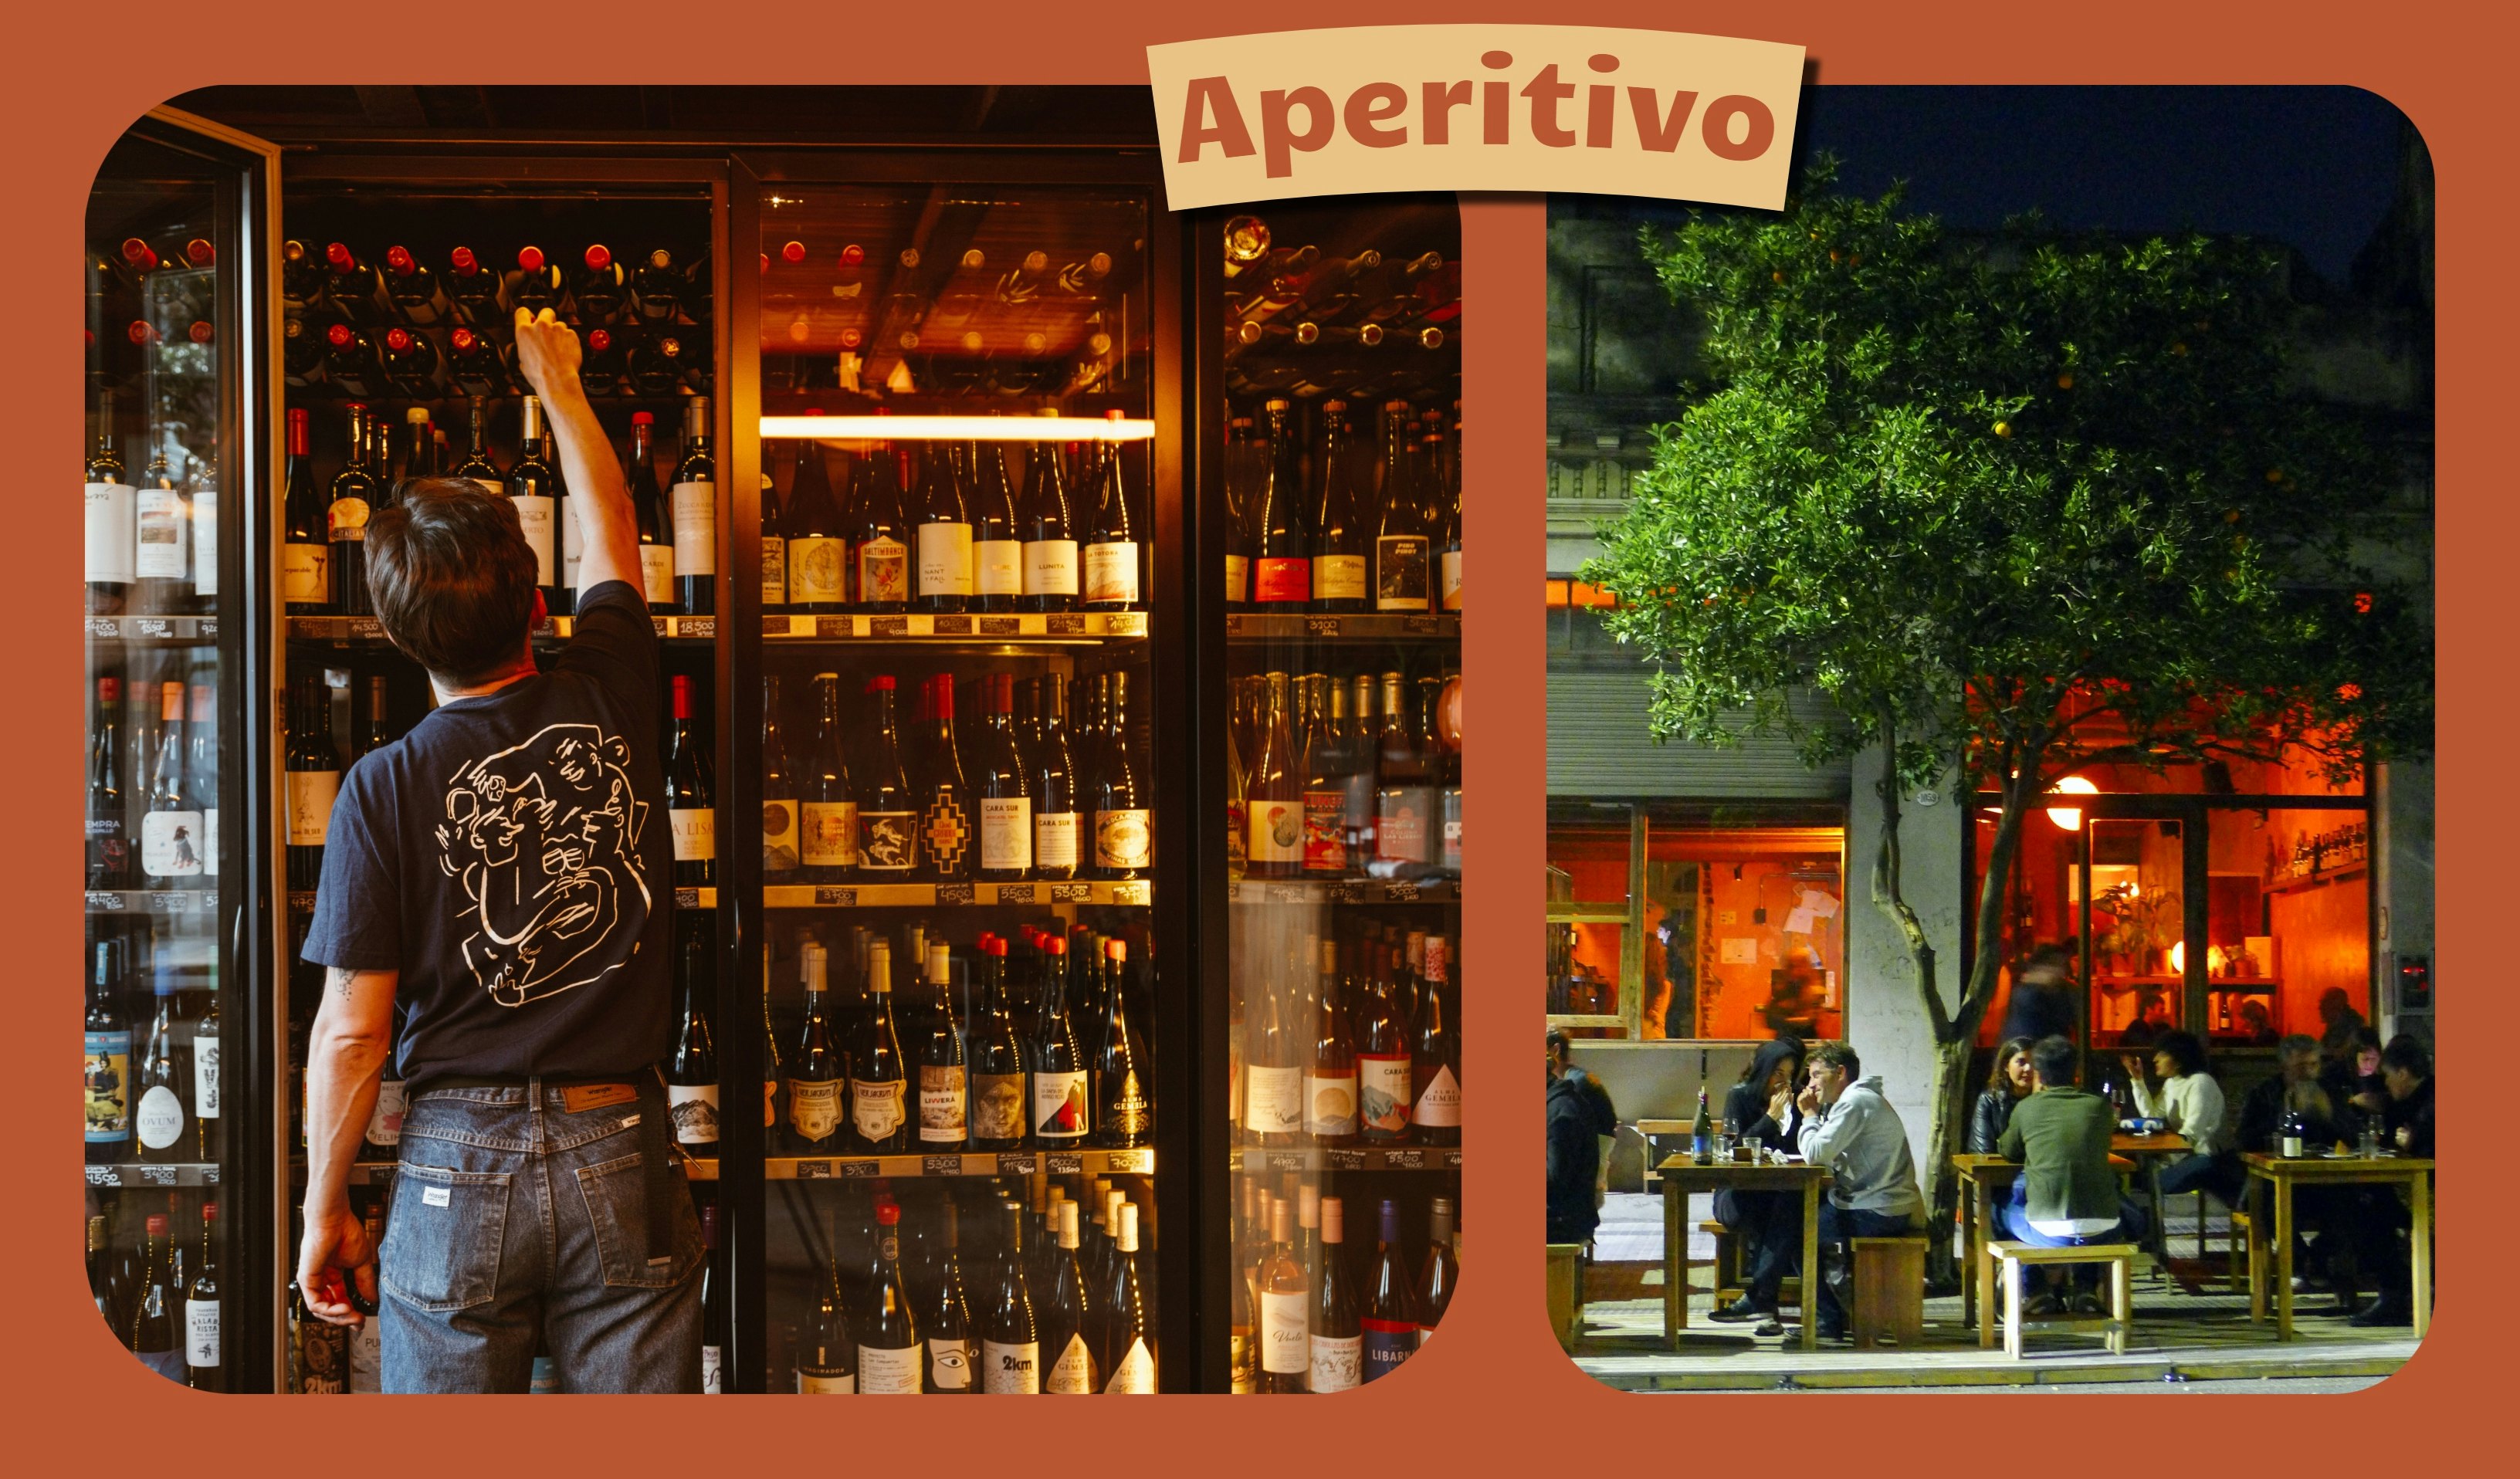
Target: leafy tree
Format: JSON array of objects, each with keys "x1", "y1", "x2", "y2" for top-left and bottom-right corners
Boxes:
[{"x1": 1583, "y1": 163, "x2": 2431, "y2": 1248}]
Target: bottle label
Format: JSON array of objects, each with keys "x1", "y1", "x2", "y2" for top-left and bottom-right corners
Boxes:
[
  {"x1": 1032, "y1": 1068, "x2": 1089, "y2": 1140},
  {"x1": 1314, "y1": 553, "x2": 1368, "y2": 602},
  {"x1": 981, "y1": 1340, "x2": 1040, "y2": 1394},
  {"x1": 971, "y1": 1072, "x2": 1026, "y2": 1142},
  {"x1": 141, "y1": 809, "x2": 206, "y2": 878},
  {"x1": 761, "y1": 536, "x2": 788, "y2": 604},
  {"x1": 1094, "y1": 809, "x2": 1153, "y2": 870},
  {"x1": 1082, "y1": 540, "x2": 1140, "y2": 604},
  {"x1": 1357, "y1": 1054, "x2": 1412, "y2": 1137},
  {"x1": 135, "y1": 486, "x2": 191, "y2": 580},
  {"x1": 1104, "y1": 1336, "x2": 1157, "y2": 1393},
  {"x1": 86, "y1": 482, "x2": 137, "y2": 584},
  {"x1": 1247, "y1": 799, "x2": 1304, "y2": 865},
  {"x1": 1260, "y1": 1291, "x2": 1309, "y2": 1374},
  {"x1": 186, "y1": 1298, "x2": 220, "y2": 1368},
  {"x1": 922, "y1": 794, "x2": 971, "y2": 875},
  {"x1": 85, "y1": 1031, "x2": 131, "y2": 1142},
  {"x1": 789, "y1": 1078, "x2": 842, "y2": 1142},
  {"x1": 852, "y1": 1077, "x2": 906, "y2": 1142},
  {"x1": 668, "y1": 1084, "x2": 720, "y2": 1147},
  {"x1": 512, "y1": 495, "x2": 555, "y2": 586},
  {"x1": 1414, "y1": 1064, "x2": 1461, "y2": 1127},
  {"x1": 1023, "y1": 538, "x2": 1080, "y2": 597},
  {"x1": 193, "y1": 1031, "x2": 220, "y2": 1120},
  {"x1": 136, "y1": 1083, "x2": 185, "y2": 1149},
  {"x1": 926, "y1": 1337, "x2": 974, "y2": 1392},
  {"x1": 918, "y1": 1064, "x2": 967, "y2": 1142},
  {"x1": 1302, "y1": 790, "x2": 1348, "y2": 872},
  {"x1": 286, "y1": 769, "x2": 341, "y2": 848},
  {"x1": 764, "y1": 1078, "x2": 778, "y2": 1129},
  {"x1": 1102, "y1": 1070, "x2": 1152, "y2": 1137},
  {"x1": 799, "y1": 800, "x2": 859, "y2": 868},
  {"x1": 282, "y1": 541, "x2": 331, "y2": 603},
  {"x1": 671, "y1": 807, "x2": 716, "y2": 862},
  {"x1": 1376, "y1": 787, "x2": 1434, "y2": 865},
  {"x1": 976, "y1": 538, "x2": 1024, "y2": 596},
  {"x1": 2283, "y1": 1134, "x2": 2303, "y2": 1159},
  {"x1": 1223, "y1": 552, "x2": 1250, "y2": 603},
  {"x1": 670, "y1": 480, "x2": 716, "y2": 577},
  {"x1": 1376, "y1": 535, "x2": 1431, "y2": 611},
  {"x1": 1231, "y1": 1330, "x2": 1254, "y2": 1393},
  {"x1": 1304, "y1": 1069, "x2": 1360, "y2": 1137},
  {"x1": 916, "y1": 522, "x2": 975, "y2": 597},
  {"x1": 788, "y1": 535, "x2": 848, "y2": 604},
  {"x1": 1226, "y1": 797, "x2": 1246, "y2": 872},
  {"x1": 1252, "y1": 555, "x2": 1309, "y2": 604},
  {"x1": 762, "y1": 797, "x2": 801, "y2": 871},
  {"x1": 1244, "y1": 1064, "x2": 1304, "y2": 1138},
  {"x1": 1361, "y1": 1318, "x2": 1417, "y2": 1381},
  {"x1": 327, "y1": 496, "x2": 370, "y2": 543},
  {"x1": 365, "y1": 1078, "x2": 406, "y2": 1146},
  {"x1": 1033, "y1": 811, "x2": 1080, "y2": 868},
  {"x1": 1046, "y1": 1332, "x2": 1095, "y2": 1393},
  {"x1": 857, "y1": 535, "x2": 909, "y2": 606},
  {"x1": 858, "y1": 811, "x2": 916, "y2": 872},
  {"x1": 1443, "y1": 790, "x2": 1464, "y2": 870},
  {"x1": 1441, "y1": 547, "x2": 1463, "y2": 611},
  {"x1": 856, "y1": 1342, "x2": 922, "y2": 1394},
  {"x1": 193, "y1": 490, "x2": 218, "y2": 598},
  {"x1": 638, "y1": 543, "x2": 676, "y2": 605},
  {"x1": 797, "y1": 1367, "x2": 855, "y2": 1394},
  {"x1": 979, "y1": 796, "x2": 1033, "y2": 871},
  {"x1": 1309, "y1": 1333, "x2": 1362, "y2": 1392},
  {"x1": 700, "y1": 1344, "x2": 722, "y2": 1394}
]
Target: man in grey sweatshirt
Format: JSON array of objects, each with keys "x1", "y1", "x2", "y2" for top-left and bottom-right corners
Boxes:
[{"x1": 1793, "y1": 1041, "x2": 1926, "y2": 1339}]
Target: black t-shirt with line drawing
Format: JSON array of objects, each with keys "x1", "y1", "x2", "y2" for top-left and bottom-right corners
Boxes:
[{"x1": 302, "y1": 580, "x2": 675, "y2": 1091}]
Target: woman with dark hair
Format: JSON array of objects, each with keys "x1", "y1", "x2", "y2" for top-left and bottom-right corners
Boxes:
[
  {"x1": 2322, "y1": 1025, "x2": 2387, "y2": 1127},
  {"x1": 1970, "y1": 1038, "x2": 2037, "y2": 1154},
  {"x1": 2123, "y1": 1029, "x2": 2239, "y2": 1200},
  {"x1": 1707, "y1": 1037, "x2": 1807, "y2": 1335}
]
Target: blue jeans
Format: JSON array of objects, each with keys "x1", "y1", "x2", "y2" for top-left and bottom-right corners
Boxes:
[
  {"x1": 2155, "y1": 1149, "x2": 2244, "y2": 1205},
  {"x1": 381, "y1": 1075, "x2": 704, "y2": 1393},
  {"x1": 2001, "y1": 1191, "x2": 2145, "y2": 1288}
]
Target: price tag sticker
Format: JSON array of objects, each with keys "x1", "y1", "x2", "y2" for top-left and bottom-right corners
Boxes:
[
  {"x1": 676, "y1": 888, "x2": 701, "y2": 909},
  {"x1": 1107, "y1": 1149, "x2": 1153, "y2": 1174},
  {"x1": 869, "y1": 616, "x2": 911, "y2": 638},
  {"x1": 84, "y1": 1166, "x2": 117, "y2": 1187},
  {"x1": 978, "y1": 617, "x2": 1021, "y2": 637},
  {"x1": 86, "y1": 618, "x2": 121, "y2": 639},
  {"x1": 1330, "y1": 882, "x2": 1365, "y2": 905},
  {"x1": 1045, "y1": 614, "x2": 1086, "y2": 635},
  {"x1": 937, "y1": 884, "x2": 974, "y2": 905},
  {"x1": 815, "y1": 887, "x2": 858, "y2": 907},
  {"x1": 1046, "y1": 1153, "x2": 1085, "y2": 1176},
  {"x1": 198, "y1": 619, "x2": 217, "y2": 639},
  {"x1": 1385, "y1": 1149, "x2": 1425, "y2": 1170},
  {"x1": 135, "y1": 618, "x2": 174, "y2": 639},
  {"x1": 290, "y1": 891, "x2": 318, "y2": 912},
  {"x1": 1268, "y1": 882, "x2": 1313, "y2": 905},
  {"x1": 1225, "y1": 615, "x2": 1247, "y2": 638},
  {"x1": 1051, "y1": 882, "x2": 1092, "y2": 903},
  {"x1": 1228, "y1": 1149, "x2": 1247, "y2": 1172},
  {"x1": 650, "y1": 617, "x2": 669, "y2": 637},
  {"x1": 1384, "y1": 881, "x2": 1421, "y2": 902},
  {"x1": 1108, "y1": 612, "x2": 1147, "y2": 636},
  {"x1": 1267, "y1": 1151, "x2": 1307, "y2": 1172},
  {"x1": 1443, "y1": 1151, "x2": 1464, "y2": 1169},
  {"x1": 1306, "y1": 615, "x2": 1341, "y2": 638},
  {"x1": 1227, "y1": 882, "x2": 1242, "y2": 903},
  {"x1": 996, "y1": 1153, "x2": 1038, "y2": 1177},
  {"x1": 362, "y1": 1164, "x2": 393, "y2": 1186},
  {"x1": 923, "y1": 1156, "x2": 964, "y2": 1176},
  {"x1": 765, "y1": 615, "x2": 794, "y2": 637},
  {"x1": 994, "y1": 884, "x2": 1038, "y2": 905},
  {"x1": 1404, "y1": 614, "x2": 1441, "y2": 635},
  {"x1": 1112, "y1": 881, "x2": 1151, "y2": 907},
  {"x1": 530, "y1": 617, "x2": 559, "y2": 638},
  {"x1": 816, "y1": 616, "x2": 854, "y2": 638},
  {"x1": 931, "y1": 616, "x2": 973, "y2": 636},
  {"x1": 838, "y1": 1159, "x2": 883, "y2": 1179},
  {"x1": 348, "y1": 618, "x2": 385, "y2": 641},
  {"x1": 141, "y1": 1165, "x2": 179, "y2": 1186},
  {"x1": 86, "y1": 892, "x2": 125, "y2": 912},
  {"x1": 1325, "y1": 1149, "x2": 1366, "y2": 1171},
  {"x1": 680, "y1": 617, "x2": 716, "y2": 640},
  {"x1": 795, "y1": 1160, "x2": 835, "y2": 1179}
]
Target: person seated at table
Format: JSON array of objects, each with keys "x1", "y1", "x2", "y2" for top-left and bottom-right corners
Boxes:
[
  {"x1": 2316, "y1": 987, "x2": 2369, "y2": 1068},
  {"x1": 2122, "y1": 1029, "x2": 2240, "y2": 1203},
  {"x1": 1548, "y1": 1027, "x2": 1619, "y2": 1210},
  {"x1": 2118, "y1": 990, "x2": 2175, "y2": 1048},
  {"x1": 1970, "y1": 1037, "x2": 2037, "y2": 1154},
  {"x1": 2235, "y1": 1034, "x2": 2357, "y2": 1300},
  {"x1": 2343, "y1": 1034, "x2": 2436, "y2": 1328},
  {"x1": 1546, "y1": 1029, "x2": 1605, "y2": 1247},
  {"x1": 2000, "y1": 944, "x2": 2080, "y2": 1047},
  {"x1": 2235, "y1": 999, "x2": 2281, "y2": 1047},
  {"x1": 2000, "y1": 1035, "x2": 2145, "y2": 1314},
  {"x1": 1793, "y1": 1041, "x2": 1927, "y2": 1342},
  {"x1": 1707, "y1": 1037, "x2": 1807, "y2": 1335},
  {"x1": 2322, "y1": 1026, "x2": 2386, "y2": 1128}
]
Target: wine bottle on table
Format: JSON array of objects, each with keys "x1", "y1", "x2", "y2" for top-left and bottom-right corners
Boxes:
[
  {"x1": 967, "y1": 439, "x2": 1022, "y2": 612},
  {"x1": 922, "y1": 1200, "x2": 975, "y2": 1393},
  {"x1": 672, "y1": 398, "x2": 716, "y2": 614},
  {"x1": 919, "y1": 943, "x2": 968, "y2": 1149},
  {"x1": 666, "y1": 674, "x2": 716, "y2": 887},
  {"x1": 279, "y1": 408, "x2": 329, "y2": 613},
  {"x1": 284, "y1": 673, "x2": 340, "y2": 891},
  {"x1": 1090, "y1": 672, "x2": 1151, "y2": 880},
  {"x1": 1411, "y1": 936, "x2": 1461, "y2": 1147},
  {"x1": 856, "y1": 1201, "x2": 923, "y2": 1393},
  {"x1": 1080, "y1": 413, "x2": 1140, "y2": 611},
  {"x1": 852, "y1": 432, "x2": 912, "y2": 613},
  {"x1": 1018, "y1": 425, "x2": 1079, "y2": 612},
  {"x1": 912, "y1": 442, "x2": 974, "y2": 614},
  {"x1": 185, "y1": 1203, "x2": 222, "y2": 1390},
  {"x1": 1256, "y1": 1197, "x2": 1309, "y2": 1393},
  {"x1": 1312, "y1": 400, "x2": 1370, "y2": 613},
  {"x1": 977, "y1": 673, "x2": 1033, "y2": 883},
  {"x1": 1417, "y1": 1196, "x2": 1459, "y2": 1343},
  {"x1": 1306, "y1": 940, "x2": 1359, "y2": 1146},
  {"x1": 970, "y1": 937, "x2": 1027, "y2": 1152},
  {"x1": 327, "y1": 404, "x2": 378, "y2": 617},
  {"x1": 85, "y1": 937, "x2": 133, "y2": 1165},
  {"x1": 1308, "y1": 1197, "x2": 1361, "y2": 1393},
  {"x1": 626, "y1": 411, "x2": 676, "y2": 611},
  {"x1": 1040, "y1": 1200, "x2": 1098, "y2": 1394},
  {"x1": 668, "y1": 912, "x2": 720, "y2": 1156},
  {"x1": 1030, "y1": 936, "x2": 1088, "y2": 1150},
  {"x1": 698, "y1": 1204, "x2": 726, "y2": 1393},
  {"x1": 760, "y1": 675, "x2": 800, "y2": 885},
  {"x1": 798, "y1": 1212, "x2": 857, "y2": 1393},
  {"x1": 852, "y1": 941, "x2": 909, "y2": 1152},
  {"x1": 1251, "y1": 398, "x2": 1309, "y2": 612},
  {"x1": 1360, "y1": 1198, "x2": 1419, "y2": 1382},
  {"x1": 1374, "y1": 399, "x2": 1432, "y2": 613},
  {"x1": 1691, "y1": 1084, "x2": 1714, "y2": 1164},
  {"x1": 788, "y1": 943, "x2": 845, "y2": 1154}
]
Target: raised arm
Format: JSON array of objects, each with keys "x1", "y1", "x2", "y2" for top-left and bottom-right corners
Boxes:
[
  {"x1": 510, "y1": 307, "x2": 638, "y2": 598},
  {"x1": 297, "y1": 965, "x2": 398, "y2": 1326}
]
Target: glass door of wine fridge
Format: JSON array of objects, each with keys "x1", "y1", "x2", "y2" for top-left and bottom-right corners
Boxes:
[
  {"x1": 1204, "y1": 198, "x2": 1465, "y2": 1394},
  {"x1": 83, "y1": 107, "x2": 282, "y2": 1392},
  {"x1": 730, "y1": 156, "x2": 1183, "y2": 1392}
]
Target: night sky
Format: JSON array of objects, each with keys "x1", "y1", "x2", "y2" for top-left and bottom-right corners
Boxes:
[{"x1": 1790, "y1": 86, "x2": 2414, "y2": 286}]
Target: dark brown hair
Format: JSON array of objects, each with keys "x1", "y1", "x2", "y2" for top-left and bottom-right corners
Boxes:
[
  {"x1": 364, "y1": 479, "x2": 538, "y2": 685},
  {"x1": 1985, "y1": 1037, "x2": 2036, "y2": 1095},
  {"x1": 1809, "y1": 1040, "x2": 1860, "y2": 1080}
]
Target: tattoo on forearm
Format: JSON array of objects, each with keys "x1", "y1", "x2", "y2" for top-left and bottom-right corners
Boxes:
[{"x1": 329, "y1": 966, "x2": 357, "y2": 1000}]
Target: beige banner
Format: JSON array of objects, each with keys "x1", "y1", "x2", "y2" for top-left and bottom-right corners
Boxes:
[{"x1": 1148, "y1": 24, "x2": 1804, "y2": 211}]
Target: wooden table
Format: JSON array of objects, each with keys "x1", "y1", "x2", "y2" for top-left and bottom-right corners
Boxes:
[
  {"x1": 2243, "y1": 1152, "x2": 2434, "y2": 1341},
  {"x1": 1655, "y1": 1156, "x2": 1830, "y2": 1352},
  {"x1": 2108, "y1": 1132, "x2": 2193, "y2": 1267},
  {"x1": 1953, "y1": 1149, "x2": 2143, "y2": 1349}
]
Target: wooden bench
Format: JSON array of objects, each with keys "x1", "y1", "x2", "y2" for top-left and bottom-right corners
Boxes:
[
  {"x1": 1850, "y1": 1236, "x2": 1930, "y2": 1349},
  {"x1": 2231, "y1": 1209, "x2": 2263, "y2": 1322},
  {"x1": 1701, "y1": 1219, "x2": 1802, "y2": 1310},
  {"x1": 1993, "y1": 1241, "x2": 2135, "y2": 1358},
  {"x1": 1546, "y1": 1244, "x2": 1584, "y2": 1352}
]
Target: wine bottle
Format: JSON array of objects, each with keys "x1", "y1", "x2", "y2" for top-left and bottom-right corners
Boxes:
[
  {"x1": 1307, "y1": 940, "x2": 1360, "y2": 1146},
  {"x1": 781, "y1": 437, "x2": 848, "y2": 613},
  {"x1": 854, "y1": 676, "x2": 916, "y2": 875},
  {"x1": 184, "y1": 1203, "x2": 222, "y2": 1390},
  {"x1": 441, "y1": 244, "x2": 501, "y2": 322},
  {"x1": 497, "y1": 396, "x2": 560, "y2": 608},
  {"x1": 666, "y1": 673, "x2": 716, "y2": 886},
  {"x1": 668, "y1": 911, "x2": 720, "y2": 1155},
  {"x1": 854, "y1": 1201, "x2": 923, "y2": 1393},
  {"x1": 625, "y1": 411, "x2": 676, "y2": 611},
  {"x1": 922, "y1": 1200, "x2": 976, "y2": 1392},
  {"x1": 1222, "y1": 414, "x2": 1253, "y2": 608},
  {"x1": 1092, "y1": 939, "x2": 1151, "y2": 1148},
  {"x1": 85, "y1": 389, "x2": 136, "y2": 615},
  {"x1": 964, "y1": 439, "x2": 1022, "y2": 612},
  {"x1": 1083, "y1": 1200, "x2": 1152, "y2": 1392},
  {"x1": 789, "y1": 943, "x2": 845, "y2": 1154},
  {"x1": 784, "y1": 672, "x2": 852, "y2": 879},
  {"x1": 853, "y1": 432, "x2": 912, "y2": 612},
  {"x1": 1375, "y1": 400, "x2": 1433, "y2": 612},
  {"x1": 132, "y1": 427, "x2": 194, "y2": 617},
  {"x1": 380, "y1": 327, "x2": 442, "y2": 398},
  {"x1": 982, "y1": 1199, "x2": 1042, "y2": 1393},
  {"x1": 444, "y1": 398, "x2": 498, "y2": 492},
  {"x1": 1030, "y1": 936, "x2": 1088, "y2": 1149},
  {"x1": 85, "y1": 937, "x2": 133, "y2": 1165},
  {"x1": 916, "y1": 943, "x2": 968, "y2": 1148},
  {"x1": 134, "y1": 959, "x2": 191, "y2": 1163},
  {"x1": 185, "y1": 678, "x2": 218, "y2": 887},
  {"x1": 327, "y1": 404, "x2": 379, "y2": 617},
  {"x1": 912, "y1": 442, "x2": 974, "y2": 613},
  {"x1": 967, "y1": 937, "x2": 1026, "y2": 1152},
  {"x1": 915, "y1": 675, "x2": 974, "y2": 882},
  {"x1": 87, "y1": 677, "x2": 130, "y2": 890},
  {"x1": 134, "y1": 1213, "x2": 181, "y2": 1379},
  {"x1": 1411, "y1": 936, "x2": 1462, "y2": 1147},
  {"x1": 798, "y1": 1211, "x2": 857, "y2": 1393},
  {"x1": 672, "y1": 398, "x2": 716, "y2": 614},
  {"x1": 1256, "y1": 1197, "x2": 1309, "y2": 1393},
  {"x1": 1018, "y1": 427, "x2": 1079, "y2": 612},
  {"x1": 760, "y1": 984, "x2": 784, "y2": 1138},
  {"x1": 1373, "y1": 669, "x2": 1435, "y2": 877},
  {"x1": 1356, "y1": 949, "x2": 1412, "y2": 1146},
  {"x1": 571, "y1": 243, "x2": 627, "y2": 323},
  {"x1": 1042, "y1": 1200, "x2": 1098, "y2": 1393},
  {"x1": 1090, "y1": 672, "x2": 1151, "y2": 880},
  {"x1": 321, "y1": 242, "x2": 386, "y2": 323},
  {"x1": 90, "y1": 1214, "x2": 131, "y2": 1343},
  {"x1": 1252, "y1": 398, "x2": 1309, "y2": 611},
  {"x1": 353, "y1": 675, "x2": 394, "y2": 762},
  {"x1": 1440, "y1": 404, "x2": 1464, "y2": 611},
  {"x1": 1360, "y1": 1199, "x2": 1418, "y2": 1382},
  {"x1": 1691, "y1": 1084, "x2": 1715, "y2": 1164},
  {"x1": 285, "y1": 672, "x2": 340, "y2": 891},
  {"x1": 698, "y1": 1205, "x2": 726, "y2": 1393},
  {"x1": 1245, "y1": 671, "x2": 1303, "y2": 878},
  {"x1": 852, "y1": 941, "x2": 909, "y2": 1152},
  {"x1": 1311, "y1": 399, "x2": 1369, "y2": 612},
  {"x1": 1417, "y1": 1197, "x2": 1459, "y2": 1343},
  {"x1": 1245, "y1": 975, "x2": 1304, "y2": 1149},
  {"x1": 761, "y1": 675, "x2": 801, "y2": 885},
  {"x1": 1306, "y1": 1197, "x2": 1361, "y2": 1393},
  {"x1": 1080, "y1": 412, "x2": 1141, "y2": 609},
  {"x1": 276, "y1": 407, "x2": 330, "y2": 614},
  {"x1": 141, "y1": 680, "x2": 203, "y2": 883},
  {"x1": 362, "y1": 1049, "x2": 407, "y2": 1160},
  {"x1": 976, "y1": 673, "x2": 1034, "y2": 882},
  {"x1": 630, "y1": 246, "x2": 686, "y2": 323}
]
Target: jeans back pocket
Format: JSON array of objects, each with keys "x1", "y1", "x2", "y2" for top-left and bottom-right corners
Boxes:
[
  {"x1": 381, "y1": 1163, "x2": 512, "y2": 1313},
  {"x1": 574, "y1": 1151, "x2": 698, "y2": 1290}
]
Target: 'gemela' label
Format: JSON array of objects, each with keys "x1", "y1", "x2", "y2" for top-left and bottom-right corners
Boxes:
[{"x1": 1149, "y1": 25, "x2": 1803, "y2": 210}]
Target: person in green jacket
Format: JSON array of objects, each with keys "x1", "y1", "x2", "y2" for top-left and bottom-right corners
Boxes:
[{"x1": 1999, "y1": 1036, "x2": 2146, "y2": 1315}]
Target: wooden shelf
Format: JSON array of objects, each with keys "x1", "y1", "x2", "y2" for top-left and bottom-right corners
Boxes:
[
  {"x1": 1228, "y1": 1146, "x2": 1464, "y2": 1173},
  {"x1": 764, "y1": 880, "x2": 1147, "y2": 909},
  {"x1": 2264, "y1": 865, "x2": 2367, "y2": 897},
  {"x1": 1229, "y1": 878, "x2": 1458, "y2": 906},
  {"x1": 1225, "y1": 613, "x2": 1457, "y2": 644}
]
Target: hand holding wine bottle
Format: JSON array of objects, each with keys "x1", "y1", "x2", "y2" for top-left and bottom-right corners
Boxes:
[{"x1": 510, "y1": 307, "x2": 638, "y2": 602}]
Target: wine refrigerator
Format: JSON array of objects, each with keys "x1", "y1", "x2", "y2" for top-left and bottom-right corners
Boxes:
[{"x1": 77, "y1": 93, "x2": 1465, "y2": 1393}]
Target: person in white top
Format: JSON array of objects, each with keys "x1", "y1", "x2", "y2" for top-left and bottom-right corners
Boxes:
[{"x1": 2122, "y1": 1030, "x2": 2241, "y2": 1203}]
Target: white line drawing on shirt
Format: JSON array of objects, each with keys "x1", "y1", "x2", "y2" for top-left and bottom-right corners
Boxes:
[{"x1": 436, "y1": 722, "x2": 652, "y2": 1008}]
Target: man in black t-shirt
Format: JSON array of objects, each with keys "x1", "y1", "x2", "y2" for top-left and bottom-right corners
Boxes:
[{"x1": 294, "y1": 307, "x2": 700, "y2": 1393}]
